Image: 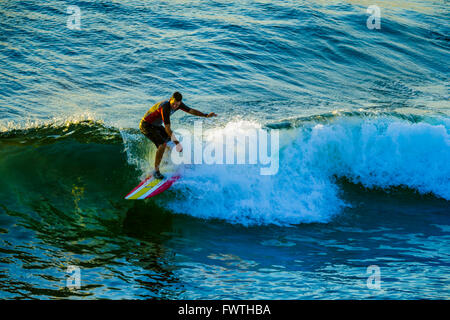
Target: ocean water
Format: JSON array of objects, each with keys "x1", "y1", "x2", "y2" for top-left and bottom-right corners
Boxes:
[{"x1": 0, "y1": 0, "x2": 449, "y2": 299}]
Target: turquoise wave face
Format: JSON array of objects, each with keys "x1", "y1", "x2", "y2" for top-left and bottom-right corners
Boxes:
[{"x1": 0, "y1": 0, "x2": 449, "y2": 299}]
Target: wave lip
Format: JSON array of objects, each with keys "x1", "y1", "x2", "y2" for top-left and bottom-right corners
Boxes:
[{"x1": 302, "y1": 117, "x2": 450, "y2": 200}]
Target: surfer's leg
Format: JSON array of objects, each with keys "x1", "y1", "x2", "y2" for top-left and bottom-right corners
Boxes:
[
  {"x1": 154, "y1": 142, "x2": 167, "y2": 172},
  {"x1": 154, "y1": 126, "x2": 171, "y2": 172},
  {"x1": 140, "y1": 123, "x2": 170, "y2": 172}
]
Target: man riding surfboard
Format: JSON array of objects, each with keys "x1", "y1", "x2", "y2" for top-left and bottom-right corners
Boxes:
[{"x1": 139, "y1": 91, "x2": 217, "y2": 179}]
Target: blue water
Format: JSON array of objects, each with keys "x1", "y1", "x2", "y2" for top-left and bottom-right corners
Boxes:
[{"x1": 0, "y1": 0, "x2": 449, "y2": 299}]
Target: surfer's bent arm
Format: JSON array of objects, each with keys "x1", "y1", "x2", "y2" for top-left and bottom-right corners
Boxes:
[{"x1": 164, "y1": 124, "x2": 180, "y2": 144}]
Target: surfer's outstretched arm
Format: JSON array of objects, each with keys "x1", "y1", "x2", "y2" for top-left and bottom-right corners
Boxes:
[{"x1": 187, "y1": 109, "x2": 217, "y2": 118}]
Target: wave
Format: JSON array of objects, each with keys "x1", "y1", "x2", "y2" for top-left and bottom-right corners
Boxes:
[
  {"x1": 0, "y1": 113, "x2": 448, "y2": 227},
  {"x1": 164, "y1": 113, "x2": 450, "y2": 226}
]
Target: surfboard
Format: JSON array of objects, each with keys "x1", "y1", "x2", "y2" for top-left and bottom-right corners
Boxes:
[{"x1": 125, "y1": 171, "x2": 181, "y2": 200}]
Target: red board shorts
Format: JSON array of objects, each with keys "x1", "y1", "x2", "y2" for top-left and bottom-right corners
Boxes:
[{"x1": 139, "y1": 121, "x2": 170, "y2": 147}]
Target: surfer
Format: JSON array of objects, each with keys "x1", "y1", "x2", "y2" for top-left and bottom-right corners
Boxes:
[{"x1": 139, "y1": 91, "x2": 217, "y2": 179}]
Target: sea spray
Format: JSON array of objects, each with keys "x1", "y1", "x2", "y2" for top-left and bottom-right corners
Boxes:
[{"x1": 162, "y1": 116, "x2": 449, "y2": 226}]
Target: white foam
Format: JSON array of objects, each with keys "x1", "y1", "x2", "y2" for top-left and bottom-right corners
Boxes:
[
  {"x1": 302, "y1": 117, "x2": 450, "y2": 199},
  {"x1": 164, "y1": 120, "x2": 347, "y2": 226},
  {"x1": 121, "y1": 116, "x2": 449, "y2": 226}
]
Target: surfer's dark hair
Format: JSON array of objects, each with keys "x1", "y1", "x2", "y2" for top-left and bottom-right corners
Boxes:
[{"x1": 172, "y1": 91, "x2": 182, "y2": 101}]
